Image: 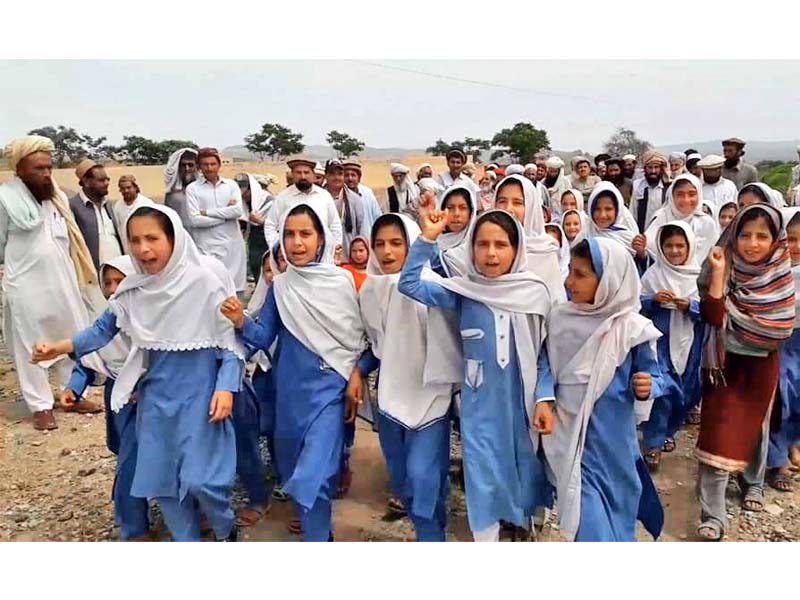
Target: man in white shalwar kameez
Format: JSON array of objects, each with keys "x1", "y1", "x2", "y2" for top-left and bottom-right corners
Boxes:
[
  {"x1": 185, "y1": 147, "x2": 248, "y2": 292},
  {"x1": 112, "y1": 174, "x2": 154, "y2": 254},
  {"x1": 0, "y1": 136, "x2": 104, "y2": 430}
]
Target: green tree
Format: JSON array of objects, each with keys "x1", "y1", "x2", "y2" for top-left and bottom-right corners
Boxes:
[
  {"x1": 326, "y1": 130, "x2": 365, "y2": 159},
  {"x1": 491, "y1": 122, "x2": 550, "y2": 163},
  {"x1": 115, "y1": 137, "x2": 197, "y2": 165},
  {"x1": 463, "y1": 137, "x2": 491, "y2": 163},
  {"x1": 27, "y1": 125, "x2": 116, "y2": 167},
  {"x1": 245, "y1": 123, "x2": 304, "y2": 161},
  {"x1": 602, "y1": 127, "x2": 652, "y2": 158}
]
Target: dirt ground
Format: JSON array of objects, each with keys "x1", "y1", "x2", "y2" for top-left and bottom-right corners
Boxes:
[
  {"x1": 2, "y1": 325, "x2": 799, "y2": 542},
  {"x1": 0, "y1": 156, "x2": 449, "y2": 204}
]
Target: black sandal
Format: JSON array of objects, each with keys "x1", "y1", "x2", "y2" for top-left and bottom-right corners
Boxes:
[{"x1": 662, "y1": 438, "x2": 676, "y2": 453}]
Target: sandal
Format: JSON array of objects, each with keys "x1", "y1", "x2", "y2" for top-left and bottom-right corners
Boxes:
[
  {"x1": 741, "y1": 485, "x2": 765, "y2": 512},
  {"x1": 662, "y1": 438, "x2": 676, "y2": 453},
  {"x1": 686, "y1": 407, "x2": 701, "y2": 425},
  {"x1": 766, "y1": 468, "x2": 794, "y2": 493},
  {"x1": 387, "y1": 496, "x2": 406, "y2": 514},
  {"x1": 644, "y1": 449, "x2": 661, "y2": 471},
  {"x1": 696, "y1": 520, "x2": 723, "y2": 541},
  {"x1": 272, "y1": 487, "x2": 289, "y2": 502},
  {"x1": 287, "y1": 518, "x2": 302, "y2": 535},
  {"x1": 235, "y1": 504, "x2": 269, "y2": 527}
]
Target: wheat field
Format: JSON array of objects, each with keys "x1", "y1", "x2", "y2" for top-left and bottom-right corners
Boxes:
[{"x1": 0, "y1": 156, "x2": 451, "y2": 202}]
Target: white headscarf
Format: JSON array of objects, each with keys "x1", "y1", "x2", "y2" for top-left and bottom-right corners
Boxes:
[
  {"x1": 108, "y1": 204, "x2": 245, "y2": 411},
  {"x1": 246, "y1": 173, "x2": 271, "y2": 217},
  {"x1": 164, "y1": 147, "x2": 198, "y2": 193},
  {"x1": 561, "y1": 208, "x2": 589, "y2": 248},
  {"x1": 586, "y1": 182, "x2": 639, "y2": 256},
  {"x1": 543, "y1": 238, "x2": 661, "y2": 540},
  {"x1": 645, "y1": 173, "x2": 719, "y2": 261},
  {"x1": 438, "y1": 183, "x2": 478, "y2": 277},
  {"x1": 91, "y1": 255, "x2": 137, "y2": 381},
  {"x1": 438, "y1": 210, "x2": 552, "y2": 445},
  {"x1": 741, "y1": 182, "x2": 785, "y2": 209},
  {"x1": 493, "y1": 174, "x2": 564, "y2": 301},
  {"x1": 554, "y1": 187, "x2": 585, "y2": 219},
  {"x1": 640, "y1": 221, "x2": 701, "y2": 375},
  {"x1": 247, "y1": 249, "x2": 272, "y2": 317},
  {"x1": 359, "y1": 214, "x2": 461, "y2": 429},
  {"x1": 272, "y1": 202, "x2": 366, "y2": 380},
  {"x1": 545, "y1": 222, "x2": 571, "y2": 281},
  {"x1": 417, "y1": 177, "x2": 443, "y2": 196}
]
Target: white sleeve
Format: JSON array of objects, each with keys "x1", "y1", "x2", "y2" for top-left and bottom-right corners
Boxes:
[
  {"x1": 326, "y1": 196, "x2": 343, "y2": 247},
  {"x1": 186, "y1": 185, "x2": 224, "y2": 228},
  {"x1": 264, "y1": 196, "x2": 281, "y2": 248},
  {"x1": 0, "y1": 202, "x2": 8, "y2": 263},
  {"x1": 204, "y1": 183, "x2": 245, "y2": 221}
]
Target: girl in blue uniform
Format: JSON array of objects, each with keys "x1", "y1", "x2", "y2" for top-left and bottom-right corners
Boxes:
[
  {"x1": 543, "y1": 238, "x2": 665, "y2": 542},
  {"x1": 33, "y1": 204, "x2": 245, "y2": 542},
  {"x1": 399, "y1": 207, "x2": 556, "y2": 542},
  {"x1": 766, "y1": 208, "x2": 800, "y2": 492},
  {"x1": 435, "y1": 183, "x2": 477, "y2": 278},
  {"x1": 351, "y1": 213, "x2": 461, "y2": 541},
  {"x1": 59, "y1": 255, "x2": 150, "y2": 541},
  {"x1": 640, "y1": 222, "x2": 704, "y2": 470},
  {"x1": 221, "y1": 202, "x2": 366, "y2": 541}
]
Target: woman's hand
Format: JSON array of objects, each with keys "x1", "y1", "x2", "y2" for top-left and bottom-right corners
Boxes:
[
  {"x1": 673, "y1": 298, "x2": 690, "y2": 312},
  {"x1": 345, "y1": 369, "x2": 363, "y2": 424},
  {"x1": 420, "y1": 208, "x2": 450, "y2": 241},
  {"x1": 220, "y1": 296, "x2": 245, "y2": 329},
  {"x1": 654, "y1": 290, "x2": 675, "y2": 304},
  {"x1": 30, "y1": 340, "x2": 72, "y2": 364},
  {"x1": 632, "y1": 372, "x2": 652, "y2": 400},
  {"x1": 533, "y1": 401, "x2": 556, "y2": 435},
  {"x1": 209, "y1": 390, "x2": 233, "y2": 423},
  {"x1": 708, "y1": 246, "x2": 726, "y2": 273}
]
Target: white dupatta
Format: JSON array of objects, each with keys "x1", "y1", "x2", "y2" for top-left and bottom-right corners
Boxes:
[{"x1": 543, "y1": 238, "x2": 661, "y2": 540}]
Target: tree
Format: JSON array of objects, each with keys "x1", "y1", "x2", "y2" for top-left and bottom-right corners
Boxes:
[
  {"x1": 27, "y1": 125, "x2": 116, "y2": 167},
  {"x1": 602, "y1": 127, "x2": 652, "y2": 158},
  {"x1": 244, "y1": 123, "x2": 304, "y2": 161},
  {"x1": 326, "y1": 130, "x2": 365, "y2": 159},
  {"x1": 116, "y1": 136, "x2": 197, "y2": 165},
  {"x1": 491, "y1": 122, "x2": 550, "y2": 163},
  {"x1": 425, "y1": 139, "x2": 452, "y2": 156},
  {"x1": 426, "y1": 138, "x2": 489, "y2": 162},
  {"x1": 462, "y1": 137, "x2": 491, "y2": 163}
]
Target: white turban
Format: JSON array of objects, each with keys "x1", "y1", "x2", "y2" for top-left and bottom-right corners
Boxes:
[
  {"x1": 622, "y1": 154, "x2": 637, "y2": 162},
  {"x1": 3, "y1": 135, "x2": 55, "y2": 171},
  {"x1": 417, "y1": 177, "x2": 442, "y2": 194},
  {"x1": 390, "y1": 162, "x2": 410, "y2": 175},
  {"x1": 523, "y1": 163, "x2": 537, "y2": 172},
  {"x1": 668, "y1": 152, "x2": 686, "y2": 163},
  {"x1": 545, "y1": 156, "x2": 565, "y2": 169},
  {"x1": 506, "y1": 164, "x2": 525, "y2": 176}
]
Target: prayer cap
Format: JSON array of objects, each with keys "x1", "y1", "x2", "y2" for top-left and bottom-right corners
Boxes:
[
  {"x1": 3, "y1": 135, "x2": 55, "y2": 171},
  {"x1": 697, "y1": 154, "x2": 725, "y2": 169},
  {"x1": 686, "y1": 152, "x2": 702, "y2": 163},
  {"x1": 545, "y1": 156, "x2": 564, "y2": 169},
  {"x1": 75, "y1": 158, "x2": 102, "y2": 180},
  {"x1": 446, "y1": 148, "x2": 467, "y2": 162},
  {"x1": 506, "y1": 164, "x2": 525, "y2": 175},
  {"x1": 233, "y1": 172, "x2": 249, "y2": 185},
  {"x1": 622, "y1": 154, "x2": 637, "y2": 162},
  {"x1": 485, "y1": 163, "x2": 499, "y2": 171},
  {"x1": 342, "y1": 160, "x2": 362, "y2": 172},
  {"x1": 118, "y1": 174, "x2": 139, "y2": 190},
  {"x1": 286, "y1": 155, "x2": 317, "y2": 170},
  {"x1": 721, "y1": 137, "x2": 745, "y2": 147},
  {"x1": 196, "y1": 147, "x2": 221, "y2": 162},
  {"x1": 325, "y1": 158, "x2": 344, "y2": 173},
  {"x1": 314, "y1": 162, "x2": 325, "y2": 175}
]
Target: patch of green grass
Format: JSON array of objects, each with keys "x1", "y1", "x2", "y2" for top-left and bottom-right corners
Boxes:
[{"x1": 758, "y1": 161, "x2": 793, "y2": 194}]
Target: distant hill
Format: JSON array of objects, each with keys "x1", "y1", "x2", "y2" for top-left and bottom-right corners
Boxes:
[{"x1": 658, "y1": 140, "x2": 800, "y2": 163}]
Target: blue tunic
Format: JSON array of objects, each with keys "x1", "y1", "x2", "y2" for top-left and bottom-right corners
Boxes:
[
  {"x1": 239, "y1": 286, "x2": 345, "y2": 514},
  {"x1": 768, "y1": 328, "x2": 800, "y2": 469},
  {"x1": 399, "y1": 237, "x2": 555, "y2": 533},
  {"x1": 576, "y1": 343, "x2": 665, "y2": 542},
  {"x1": 71, "y1": 309, "x2": 243, "y2": 503},
  {"x1": 639, "y1": 296, "x2": 703, "y2": 449},
  {"x1": 64, "y1": 362, "x2": 149, "y2": 540}
]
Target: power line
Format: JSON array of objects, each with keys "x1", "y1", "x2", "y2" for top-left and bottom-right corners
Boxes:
[{"x1": 349, "y1": 60, "x2": 631, "y2": 108}]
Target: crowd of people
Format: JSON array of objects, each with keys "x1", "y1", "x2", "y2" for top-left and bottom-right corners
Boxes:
[{"x1": 1, "y1": 133, "x2": 799, "y2": 543}]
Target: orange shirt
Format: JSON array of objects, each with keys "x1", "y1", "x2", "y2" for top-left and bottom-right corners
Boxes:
[{"x1": 342, "y1": 263, "x2": 368, "y2": 292}]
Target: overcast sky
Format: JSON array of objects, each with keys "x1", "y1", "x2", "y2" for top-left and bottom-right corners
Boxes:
[{"x1": 2, "y1": 60, "x2": 799, "y2": 154}]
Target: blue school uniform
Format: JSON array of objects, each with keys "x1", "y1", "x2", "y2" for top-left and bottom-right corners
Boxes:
[
  {"x1": 358, "y1": 350, "x2": 451, "y2": 541},
  {"x1": 575, "y1": 343, "x2": 665, "y2": 541},
  {"x1": 639, "y1": 296, "x2": 703, "y2": 450},
  {"x1": 232, "y1": 377, "x2": 269, "y2": 507},
  {"x1": 239, "y1": 286, "x2": 346, "y2": 541},
  {"x1": 65, "y1": 362, "x2": 149, "y2": 540},
  {"x1": 399, "y1": 237, "x2": 555, "y2": 533},
  {"x1": 71, "y1": 309, "x2": 243, "y2": 542},
  {"x1": 768, "y1": 328, "x2": 800, "y2": 469}
]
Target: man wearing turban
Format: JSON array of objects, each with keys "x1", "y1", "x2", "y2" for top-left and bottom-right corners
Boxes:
[
  {"x1": 629, "y1": 150, "x2": 671, "y2": 233},
  {"x1": 0, "y1": 136, "x2": 104, "y2": 430}
]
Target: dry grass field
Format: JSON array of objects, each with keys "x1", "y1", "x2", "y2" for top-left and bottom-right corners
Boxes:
[{"x1": 0, "y1": 156, "x2": 450, "y2": 202}]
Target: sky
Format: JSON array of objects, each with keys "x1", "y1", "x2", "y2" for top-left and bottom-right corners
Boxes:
[{"x1": 2, "y1": 60, "x2": 799, "y2": 154}]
